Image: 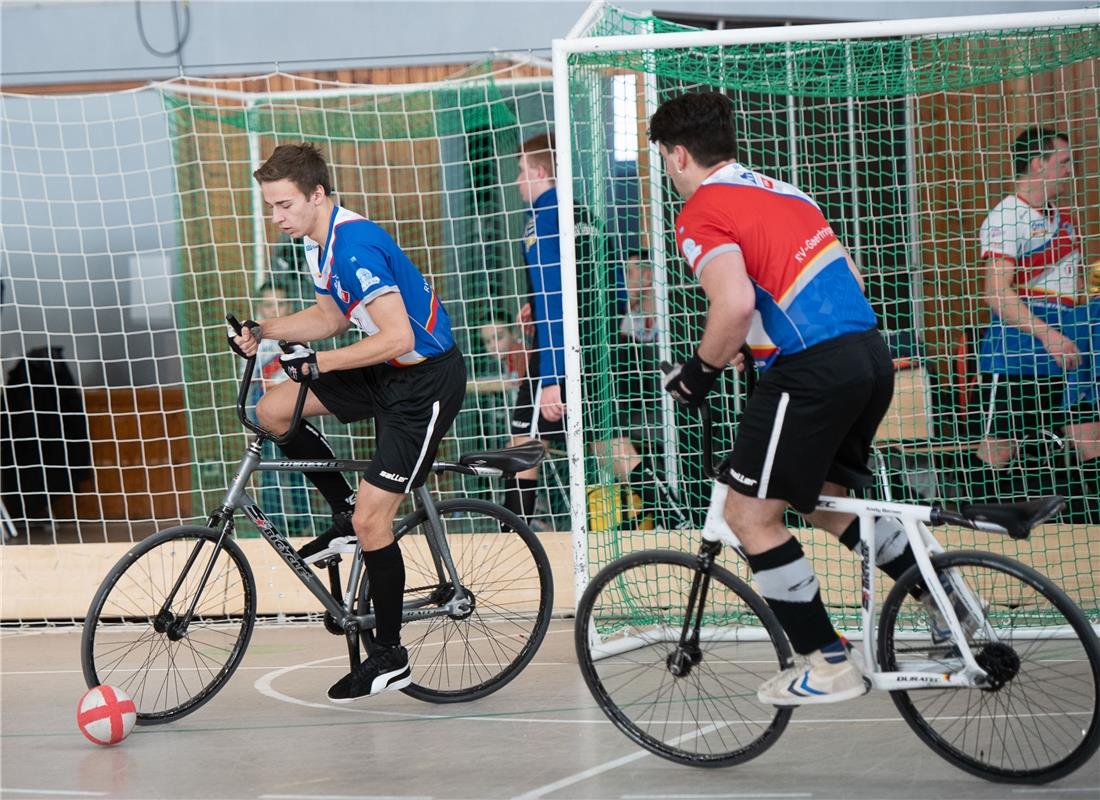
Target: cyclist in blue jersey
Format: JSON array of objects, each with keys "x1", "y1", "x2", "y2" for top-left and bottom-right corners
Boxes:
[
  {"x1": 230, "y1": 143, "x2": 466, "y2": 703},
  {"x1": 504, "y1": 133, "x2": 689, "y2": 531}
]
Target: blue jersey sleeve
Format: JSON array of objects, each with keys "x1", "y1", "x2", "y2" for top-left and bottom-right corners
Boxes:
[
  {"x1": 341, "y1": 243, "x2": 399, "y2": 304},
  {"x1": 532, "y1": 207, "x2": 565, "y2": 386}
]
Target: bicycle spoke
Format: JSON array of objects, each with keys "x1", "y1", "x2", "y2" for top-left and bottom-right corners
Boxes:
[
  {"x1": 84, "y1": 528, "x2": 256, "y2": 723},
  {"x1": 881, "y1": 552, "x2": 1099, "y2": 781}
]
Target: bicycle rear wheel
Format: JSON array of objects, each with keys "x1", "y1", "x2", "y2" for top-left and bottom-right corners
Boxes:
[
  {"x1": 575, "y1": 549, "x2": 793, "y2": 767},
  {"x1": 81, "y1": 526, "x2": 257, "y2": 725},
  {"x1": 879, "y1": 550, "x2": 1100, "y2": 783},
  {"x1": 358, "y1": 499, "x2": 553, "y2": 703}
]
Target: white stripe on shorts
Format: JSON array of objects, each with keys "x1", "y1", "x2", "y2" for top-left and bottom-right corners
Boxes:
[
  {"x1": 757, "y1": 391, "x2": 790, "y2": 499},
  {"x1": 407, "y1": 400, "x2": 441, "y2": 492},
  {"x1": 530, "y1": 381, "x2": 544, "y2": 437},
  {"x1": 981, "y1": 373, "x2": 1001, "y2": 440}
]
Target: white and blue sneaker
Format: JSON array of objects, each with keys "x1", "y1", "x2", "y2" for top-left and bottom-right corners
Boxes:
[{"x1": 757, "y1": 642, "x2": 869, "y2": 706}]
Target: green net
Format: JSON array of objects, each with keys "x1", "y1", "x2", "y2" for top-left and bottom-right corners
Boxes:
[
  {"x1": 566, "y1": 6, "x2": 1100, "y2": 626},
  {"x1": 162, "y1": 66, "x2": 565, "y2": 535}
]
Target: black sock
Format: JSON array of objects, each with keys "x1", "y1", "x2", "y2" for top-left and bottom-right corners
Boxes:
[
  {"x1": 278, "y1": 420, "x2": 355, "y2": 512},
  {"x1": 840, "y1": 517, "x2": 926, "y2": 596},
  {"x1": 628, "y1": 459, "x2": 689, "y2": 526},
  {"x1": 362, "y1": 541, "x2": 405, "y2": 648},
  {"x1": 746, "y1": 538, "x2": 838, "y2": 655},
  {"x1": 503, "y1": 477, "x2": 538, "y2": 521}
]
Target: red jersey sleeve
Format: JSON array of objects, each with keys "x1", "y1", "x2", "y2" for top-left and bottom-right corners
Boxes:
[{"x1": 674, "y1": 190, "x2": 743, "y2": 278}]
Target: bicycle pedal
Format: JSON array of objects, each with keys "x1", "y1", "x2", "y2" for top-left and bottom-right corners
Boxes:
[{"x1": 311, "y1": 553, "x2": 343, "y2": 569}]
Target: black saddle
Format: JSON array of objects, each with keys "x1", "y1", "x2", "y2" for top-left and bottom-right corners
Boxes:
[
  {"x1": 459, "y1": 441, "x2": 546, "y2": 474},
  {"x1": 958, "y1": 495, "x2": 1066, "y2": 540}
]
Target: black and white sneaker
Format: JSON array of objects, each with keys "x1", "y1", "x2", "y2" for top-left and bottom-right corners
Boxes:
[
  {"x1": 298, "y1": 509, "x2": 356, "y2": 564},
  {"x1": 327, "y1": 645, "x2": 411, "y2": 703}
]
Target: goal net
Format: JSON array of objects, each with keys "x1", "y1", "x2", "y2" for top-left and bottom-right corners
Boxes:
[
  {"x1": 1, "y1": 63, "x2": 561, "y2": 619},
  {"x1": 554, "y1": 5, "x2": 1100, "y2": 625}
]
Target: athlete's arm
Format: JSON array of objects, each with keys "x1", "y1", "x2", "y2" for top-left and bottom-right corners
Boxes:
[
  {"x1": 258, "y1": 294, "x2": 350, "y2": 343},
  {"x1": 983, "y1": 254, "x2": 1080, "y2": 370},
  {"x1": 232, "y1": 295, "x2": 349, "y2": 356},
  {"x1": 315, "y1": 292, "x2": 415, "y2": 372},
  {"x1": 695, "y1": 250, "x2": 756, "y2": 369},
  {"x1": 839, "y1": 244, "x2": 865, "y2": 293}
]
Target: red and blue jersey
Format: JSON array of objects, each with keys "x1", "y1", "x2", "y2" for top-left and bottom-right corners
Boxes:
[
  {"x1": 305, "y1": 206, "x2": 453, "y2": 366},
  {"x1": 674, "y1": 163, "x2": 875, "y2": 370},
  {"x1": 977, "y1": 195, "x2": 1088, "y2": 378}
]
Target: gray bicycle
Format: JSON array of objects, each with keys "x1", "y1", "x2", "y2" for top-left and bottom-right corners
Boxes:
[{"x1": 81, "y1": 316, "x2": 553, "y2": 723}]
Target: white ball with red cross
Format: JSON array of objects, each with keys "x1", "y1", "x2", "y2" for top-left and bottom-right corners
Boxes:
[{"x1": 77, "y1": 685, "x2": 136, "y2": 746}]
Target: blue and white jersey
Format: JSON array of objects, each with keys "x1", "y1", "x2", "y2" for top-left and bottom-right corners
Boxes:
[
  {"x1": 523, "y1": 187, "x2": 565, "y2": 386},
  {"x1": 304, "y1": 206, "x2": 453, "y2": 366}
]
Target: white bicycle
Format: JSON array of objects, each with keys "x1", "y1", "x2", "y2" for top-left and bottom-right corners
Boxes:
[{"x1": 575, "y1": 401, "x2": 1100, "y2": 783}]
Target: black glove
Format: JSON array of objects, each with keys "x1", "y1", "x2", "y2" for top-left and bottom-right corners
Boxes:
[
  {"x1": 227, "y1": 319, "x2": 262, "y2": 359},
  {"x1": 664, "y1": 351, "x2": 724, "y2": 409},
  {"x1": 279, "y1": 342, "x2": 318, "y2": 383}
]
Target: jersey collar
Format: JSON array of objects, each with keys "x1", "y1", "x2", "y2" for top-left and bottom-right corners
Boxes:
[
  {"x1": 318, "y1": 205, "x2": 340, "y2": 270},
  {"x1": 532, "y1": 187, "x2": 557, "y2": 210}
]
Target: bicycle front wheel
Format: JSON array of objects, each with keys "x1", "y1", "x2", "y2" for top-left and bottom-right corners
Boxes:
[
  {"x1": 81, "y1": 526, "x2": 257, "y2": 725},
  {"x1": 879, "y1": 550, "x2": 1100, "y2": 783},
  {"x1": 575, "y1": 549, "x2": 793, "y2": 768},
  {"x1": 358, "y1": 499, "x2": 553, "y2": 703}
]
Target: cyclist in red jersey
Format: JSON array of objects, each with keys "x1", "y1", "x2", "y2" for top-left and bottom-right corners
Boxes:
[{"x1": 652, "y1": 92, "x2": 909, "y2": 705}]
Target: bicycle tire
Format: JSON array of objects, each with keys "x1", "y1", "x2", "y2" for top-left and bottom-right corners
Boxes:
[
  {"x1": 879, "y1": 549, "x2": 1100, "y2": 783},
  {"x1": 575, "y1": 549, "x2": 794, "y2": 767},
  {"x1": 81, "y1": 526, "x2": 257, "y2": 725},
  {"x1": 357, "y1": 499, "x2": 553, "y2": 703}
]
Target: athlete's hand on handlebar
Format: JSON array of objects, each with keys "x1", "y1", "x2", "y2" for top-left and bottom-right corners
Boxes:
[
  {"x1": 226, "y1": 313, "x2": 263, "y2": 359},
  {"x1": 662, "y1": 351, "x2": 725, "y2": 409},
  {"x1": 278, "y1": 341, "x2": 319, "y2": 383}
]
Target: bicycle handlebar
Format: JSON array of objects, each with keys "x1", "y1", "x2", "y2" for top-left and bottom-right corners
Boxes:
[
  {"x1": 226, "y1": 313, "x2": 310, "y2": 446},
  {"x1": 660, "y1": 345, "x2": 755, "y2": 480}
]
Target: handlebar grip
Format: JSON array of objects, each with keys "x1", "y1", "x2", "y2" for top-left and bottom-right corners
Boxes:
[
  {"x1": 226, "y1": 313, "x2": 243, "y2": 335},
  {"x1": 278, "y1": 340, "x2": 307, "y2": 355},
  {"x1": 659, "y1": 361, "x2": 675, "y2": 376}
]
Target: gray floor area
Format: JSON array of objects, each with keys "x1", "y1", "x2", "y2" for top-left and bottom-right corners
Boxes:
[{"x1": 2, "y1": 621, "x2": 1098, "y2": 800}]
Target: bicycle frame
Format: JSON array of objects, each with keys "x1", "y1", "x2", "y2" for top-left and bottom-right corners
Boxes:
[
  {"x1": 700, "y1": 482, "x2": 1003, "y2": 691},
  {"x1": 166, "y1": 318, "x2": 511, "y2": 644}
]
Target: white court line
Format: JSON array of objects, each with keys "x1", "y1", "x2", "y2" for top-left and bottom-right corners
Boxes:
[
  {"x1": 260, "y1": 795, "x2": 432, "y2": 800},
  {"x1": 1013, "y1": 790, "x2": 1100, "y2": 794},
  {"x1": 253, "y1": 656, "x2": 609, "y2": 724},
  {"x1": 0, "y1": 790, "x2": 107, "y2": 797},
  {"x1": 509, "y1": 748, "x2": 652, "y2": 800},
  {"x1": 1, "y1": 661, "x2": 579, "y2": 677},
  {"x1": 623, "y1": 795, "x2": 813, "y2": 799}
]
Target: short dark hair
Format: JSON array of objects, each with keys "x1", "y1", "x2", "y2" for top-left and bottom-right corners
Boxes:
[
  {"x1": 622, "y1": 248, "x2": 651, "y2": 264},
  {"x1": 648, "y1": 92, "x2": 737, "y2": 168},
  {"x1": 253, "y1": 142, "x2": 333, "y2": 197},
  {"x1": 1013, "y1": 127, "x2": 1069, "y2": 177},
  {"x1": 520, "y1": 132, "x2": 556, "y2": 178}
]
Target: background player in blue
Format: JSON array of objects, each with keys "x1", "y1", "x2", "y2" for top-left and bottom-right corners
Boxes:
[
  {"x1": 230, "y1": 143, "x2": 466, "y2": 703},
  {"x1": 504, "y1": 133, "x2": 688, "y2": 530}
]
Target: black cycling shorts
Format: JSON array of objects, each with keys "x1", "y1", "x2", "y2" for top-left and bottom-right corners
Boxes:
[
  {"x1": 723, "y1": 329, "x2": 895, "y2": 514},
  {"x1": 309, "y1": 346, "x2": 466, "y2": 493}
]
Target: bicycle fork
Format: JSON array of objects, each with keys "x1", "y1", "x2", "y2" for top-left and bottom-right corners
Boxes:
[{"x1": 668, "y1": 540, "x2": 723, "y2": 677}]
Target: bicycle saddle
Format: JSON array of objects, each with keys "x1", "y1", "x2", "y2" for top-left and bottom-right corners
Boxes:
[
  {"x1": 958, "y1": 495, "x2": 1066, "y2": 540},
  {"x1": 459, "y1": 441, "x2": 546, "y2": 474}
]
